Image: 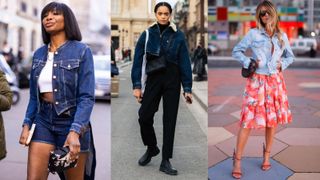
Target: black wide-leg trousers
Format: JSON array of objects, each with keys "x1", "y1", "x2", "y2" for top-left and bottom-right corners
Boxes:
[{"x1": 138, "y1": 62, "x2": 181, "y2": 160}]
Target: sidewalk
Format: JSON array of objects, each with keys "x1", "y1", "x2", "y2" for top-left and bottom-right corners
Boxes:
[{"x1": 208, "y1": 68, "x2": 320, "y2": 180}]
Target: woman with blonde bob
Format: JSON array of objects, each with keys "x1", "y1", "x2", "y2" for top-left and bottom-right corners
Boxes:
[{"x1": 231, "y1": 1, "x2": 295, "y2": 179}]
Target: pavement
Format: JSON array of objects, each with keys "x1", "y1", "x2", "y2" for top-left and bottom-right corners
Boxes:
[
  {"x1": 111, "y1": 61, "x2": 207, "y2": 179},
  {"x1": 207, "y1": 65, "x2": 320, "y2": 180}
]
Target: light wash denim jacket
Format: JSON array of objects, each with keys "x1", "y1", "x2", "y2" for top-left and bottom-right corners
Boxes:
[
  {"x1": 23, "y1": 40, "x2": 95, "y2": 135},
  {"x1": 232, "y1": 28, "x2": 295, "y2": 75},
  {"x1": 131, "y1": 22, "x2": 192, "y2": 93}
]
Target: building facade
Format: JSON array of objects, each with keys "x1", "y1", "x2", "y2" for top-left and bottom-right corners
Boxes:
[
  {"x1": 0, "y1": 0, "x2": 109, "y2": 59},
  {"x1": 174, "y1": 0, "x2": 208, "y2": 50},
  {"x1": 305, "y1": 0, "x2": 320, "y2": 34},
  {"x1": 0, "y1": 0, "x2": 49, "y2": 59},
  {"x1": 68, "y1": 0, "x2": 109, "y2": 54},
  {"x1": 111, "y1": 0, "x2": 157, "y2": 54},
  {"x1": 208, "y1": 0, "x2": 306, "y2": 50}
]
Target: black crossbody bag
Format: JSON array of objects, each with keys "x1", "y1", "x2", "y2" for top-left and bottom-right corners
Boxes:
[{"x1": 145, "y1": 33, "x2": 175, "y2": 75}]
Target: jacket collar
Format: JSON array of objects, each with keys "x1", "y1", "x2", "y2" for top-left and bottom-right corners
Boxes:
[{"x1": 149, "y1": 21, "x2": 177, "y2": 32}]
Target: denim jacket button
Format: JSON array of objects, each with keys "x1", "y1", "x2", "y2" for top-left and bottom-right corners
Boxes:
[
  {"x1": 54, "y1": 64, "x2": 57, "y2": 67},
  {"x1": 68, "y1": 64, "x2": 71, "y2": 69},
  {"x1": 55, "y1": 101, "x2": 59, "y2": 105},
  {"x1": 55, "y1": 52, "x2": 58, "y2": 55},
  {"x1": 54, "y1": 89, "x2": 58, "y2": 92},
  {"x1": 53, "y1": 75, "x2": 56, "y2": 79}
]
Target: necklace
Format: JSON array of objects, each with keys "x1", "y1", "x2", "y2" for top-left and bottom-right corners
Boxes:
[{"x1": 48, "y1": 40, "x2": 67, "y2": 53}]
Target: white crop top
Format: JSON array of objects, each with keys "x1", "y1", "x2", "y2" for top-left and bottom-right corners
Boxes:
[{"x1": 38, "y1": 52, "x2": 54, "y2": 92}]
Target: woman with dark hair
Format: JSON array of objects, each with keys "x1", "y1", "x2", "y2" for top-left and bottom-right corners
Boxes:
[
  {"x1": 19, "y1": 2, "x2": 95, "y2": 179},
  {"x1": 131, "y1": 1, "x2": 192, "y2": 176},
  {"x1": 231, "y1": 0, "x2": 294, "y2": 179}
]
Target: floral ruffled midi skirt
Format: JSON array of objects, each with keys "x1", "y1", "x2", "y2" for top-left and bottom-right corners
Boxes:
[{"x1": 240, "y1": 72, "x2": 292, "y2": 128}]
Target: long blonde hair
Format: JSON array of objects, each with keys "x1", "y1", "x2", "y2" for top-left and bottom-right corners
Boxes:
[{"x1": 256, "y1": 0, "x2": 284, "y2": 48}]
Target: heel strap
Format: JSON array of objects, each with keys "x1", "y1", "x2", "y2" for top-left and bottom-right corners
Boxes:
[{"x1": 233, "y1": 156, "x2": 241, "y2": 161}]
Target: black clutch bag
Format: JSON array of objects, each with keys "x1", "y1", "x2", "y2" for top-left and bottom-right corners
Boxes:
[
  {"x1": 241, "y1": 59, "x2": 257, "y2": 78},
  {"x1": 48, "y1": 146, "x2": 77, "y2": 174},
  {"x1": 146, "y1": 55, "x2": 167, "y2": 75}
]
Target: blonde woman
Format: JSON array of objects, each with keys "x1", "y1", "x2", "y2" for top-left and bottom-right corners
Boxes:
[{"x1": 231, "y1": 1, "x2": 295, "y2": 179}]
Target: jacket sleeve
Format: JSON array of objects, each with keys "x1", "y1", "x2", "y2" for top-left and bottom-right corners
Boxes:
[
  {"x1": 131, "y1": 31, "x2": 146, "y2": 89},
  {"x1": 0, "y1": 71, "x2": 12, "y2": 111},
  {"x1": 70, "y1": 47, "x2": 95, "y2": 135},
  {"x1": 22, "y1": 58, "x2": 38, "y2": 128},
  {"x1": 178, "y1": 34, "x2": 192, "y2": 93},
  {"x1": 232, "y1": 30, "x2": 253, "y2": 68},
  {"x1": 281, "y1": 33, "x2": 295, "y2": 70}
]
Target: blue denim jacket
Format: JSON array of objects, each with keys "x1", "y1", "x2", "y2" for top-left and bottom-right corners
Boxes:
[
  {"x1": 23, "y1": 40, "x2": 95, "y2": 135},
  {"x1": 232, "y1": 28, "x2": 295, "y2": 75},
  {"x1": 131, "y1": 22, "x2": 192, "y2": 93}
]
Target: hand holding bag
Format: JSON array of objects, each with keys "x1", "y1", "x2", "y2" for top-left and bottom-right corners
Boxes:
[
  {"x1": 48, "y1": 146, "x2": 78, "y2": 174},
  {"x1": 241, "y1": 58, "x2": 258, "y2": 78}
]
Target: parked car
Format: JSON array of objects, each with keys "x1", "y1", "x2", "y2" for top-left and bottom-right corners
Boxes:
[
  {"x1": 17, "y1": 56, "x2": 32, "y2": 88},
  {"x1": 93, "y1": 55, "x2": 111, "y2": 100},
  {"x1": 291, "y1": 38, "x2": 317, "y2": 56},
  {"x1": 208, "y1": 44, "x2": 220, "y2": 55},
  {"x1": 0, "y1": 54, "x2": 20, "y2": 105}
]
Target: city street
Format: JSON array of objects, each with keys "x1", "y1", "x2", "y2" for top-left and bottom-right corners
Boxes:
[
  {"x1": 207, "y1": 65, "x2": 320, "y2": 180},
  {"x1": 0, "y1": 89, "x2": 110, "y2": 180},
  {"x1": 111, "y1": 63, "x2": 207, "y2": 180}
]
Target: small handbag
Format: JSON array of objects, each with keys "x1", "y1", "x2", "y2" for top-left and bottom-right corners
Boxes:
[
  {"x1": 145, "y1": 55, "x2": 166, "y2": 75},
  {"x1": 48, "y1": 146, "x2": 77, "y2": 174},
  {"x1": 145, "y1": 31, "x2": 175, "y2": 75},
  {"x1": 241, "y1": 58, "x2": 257, "y2": 78},
  {"x1": 111, "y1": 64, "x2": 119, "y2": 76}
]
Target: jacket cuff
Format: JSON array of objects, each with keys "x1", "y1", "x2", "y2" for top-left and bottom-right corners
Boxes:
[
  {"x1": 183, "y1": 87, "x2": 192, "y2": 93},
  {"x1": 70, "y1": 123, "x2": 82, "y2": 135},
  {"x1": 70, "y1": 122, "x2": 90, "y2": 135},
  {"x1": 22, "y1": 118, "x2": 32, "y2": 129},
  {"x1": 133, "y1": 82, "x2": 141, "y2": 89}
]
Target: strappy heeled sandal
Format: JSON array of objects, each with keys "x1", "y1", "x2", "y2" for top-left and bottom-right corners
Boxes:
[
  {"x1": 261, "y1": 143, "x2": 271, "y2": 171},
  {"x1": 232, "y1": 149, "x2": 242, "y2": 179}
]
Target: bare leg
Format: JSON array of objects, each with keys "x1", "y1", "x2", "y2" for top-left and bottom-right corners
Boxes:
[
  {"x1": 263, "y1": 127, "x2": 276, "y2": 167},
  {"x1": 27, "y1": 142, "x2": 55, "y2": 180},
  {"x1": 64, "y1": 152, "x2": 88, "y2": 180},
  {"x1": 232, "y1": 127, "x2": 251, "y2": 178}
]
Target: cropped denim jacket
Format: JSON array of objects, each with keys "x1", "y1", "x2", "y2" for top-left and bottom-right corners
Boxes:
[
  {"x1": 232, "y1": 28, "x2": 295, "y2": 75},
  {"x1": 23, "y1": 40, "x2": 95, "y2": 135},
  {"x1": 131, "y1": 22, "x2": 192, "y2": 93}
]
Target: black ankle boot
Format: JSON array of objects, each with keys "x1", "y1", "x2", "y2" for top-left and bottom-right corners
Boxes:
[
  {"x1": 159, "y1": 159, "x2": 178, "y2": 175},
  {"x1": 138, "y1": 146, "x2": 160, "y2": 166}
]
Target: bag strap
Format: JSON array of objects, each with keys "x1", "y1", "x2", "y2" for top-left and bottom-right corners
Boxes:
[
  {"x1": 144, "y1": 29, "x2": 149, "y2": 54},
  {"x1": 141, "y1": 29, "x2": 149, "y2": 94}
]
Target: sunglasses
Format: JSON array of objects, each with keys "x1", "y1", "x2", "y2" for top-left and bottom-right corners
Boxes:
[{"x1": 259, "y1": 10, "x2": 270, "y2": 17}]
